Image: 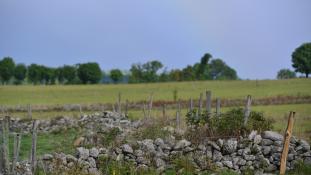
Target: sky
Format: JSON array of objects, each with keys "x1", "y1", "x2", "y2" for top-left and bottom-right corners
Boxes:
[{"x1": 0, "y1": 0, "x2": 310, "y2": 79}]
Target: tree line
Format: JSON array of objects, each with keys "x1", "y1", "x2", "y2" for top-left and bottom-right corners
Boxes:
[{"x1": 0, "y1": 53, "x2": 238, "y2": 85}]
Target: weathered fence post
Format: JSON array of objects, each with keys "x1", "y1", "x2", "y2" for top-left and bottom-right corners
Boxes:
[
  {"x1": 243, "y1": 95, "x2": 252, "y2": 126},
  {"x1": 112, "y1": 104, "x2": 116, "y2": 112},
  {"x1": 11, "y1": 133, "x2": 21, "y2": 175},
  {"x1": 27, "y1": 104, "x2": 32, "y2": 119},
  {"x1": 31, "y1": 120, "x2": 39, "y2": 174},
  {"x1": 2, "y1": 116, "x2": 10, "y2": 175},
  {"x1": 117, "y1": 92, "x2": 121, "y2": 114},
  {"x1": 162, "y1": 104, "x2": 166, "y2": 119},
  {"x1": 198, "y1": 93, "x2": 203, "y2": 116},
  {"x1": 206, "y1": 91, "x2": 212, "y2": 114},
  {"x1": 189, "y1": 98, "x2": 193, "y2": 112},
  {"x1": 216, "y1": 98, "x2": 221, "y2": 116},
  {"x1": 142, "y1": 103, "x2": 147, "y2": 119},
  {"x1": 79, "y1": 104, "x2": 82, "y2": 114},
  {"x1": 125, "y1": 99, "x2": 129, "y2": 116},
  {"x1": 176, "y1": 100, "x2": 181, "y2": 130},
  {"x1": 148, "y1": 93, "x2": 153, "y2": 118},
  {"x1": 280, "y1": 111, "x2": 295, "y2": 175}
]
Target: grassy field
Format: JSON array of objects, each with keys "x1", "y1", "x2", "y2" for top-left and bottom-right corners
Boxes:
[{"x1": 0, "y1": 79, "x2": 310, "y2": 106}]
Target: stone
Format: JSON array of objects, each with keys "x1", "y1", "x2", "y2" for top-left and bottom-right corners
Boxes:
[
  {"x1": 249, "y1": 130, "x2": 257, "y2": 140},
  {"x1": 217, "y1": 139, "x2": 224, "y2": 148},
  {"x1": 262, "y1": 131, "x2": 283, "y2": 141},
  {"x1": 213, "y1": 150, "x2": 223, "y2": 162},
  {"x1": 261, "y1": 139, "x2": 274, "y2": 146},
  {"x1": 223, "y1": 139, "x2": 237, "y2": 154},
  {"x1": 155, "y1": 138, "x2": 165, "y2": 146},
  {"x1": 262, "y1": 146, "x2": 271, "y2": 155},
  {"x1": 298, "y1": 139, "x2": 310, "y2": 151},
  {"x1": 73, "y1": 137, "x2": 85, "y2": 147},
  {"x1": 121, "y1": 144, "x2": 134, "y2": 154},
  {"x1": 254, "y1": 135, "x2": 262, "y2": 145},
  {"x1": 87, "y1": 157, "x2": 97, "y2": 168},
  {"x1": 155, "y1": 158, "x2": 166, "y2": 168},
  {"x1": 209, "y1": 141, "x2": 221, "y2": 151},
  {"x1": 141, "y1": 139, "x2": 155, "y2": 152},
  {"x1": 222, "y1": 161, "x2": 233, "y2": 168},
  {"x1": 244, "y1": 155, "x2": 256, "y2": 161},
  {"x1": 90, "y1": 148, "x2": 99, "y2": 158},
  {"x1": 88, "y1": 168, "x2": 100, "y2": 175},
  {"x1": 42, "y1": 154, "x2": 53, "y2": 160},
  {"x1": 76, "y1": 147, "x2": 90, "y2": 160},
  {"x1": 174, "y1": 139, "x2": 191, "y2": 150}
]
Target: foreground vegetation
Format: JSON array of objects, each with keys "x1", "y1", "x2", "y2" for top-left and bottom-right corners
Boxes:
[{"x1": 1, "y1": 79, "x2": 310, "y2": 106}]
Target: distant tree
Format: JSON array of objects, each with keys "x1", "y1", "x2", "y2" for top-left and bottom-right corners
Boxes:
[
  {"x1": 169, "y1": 69, "x2": 182, "y2": 81},
  {"x1": 0, "y1": 57, "x2": 15, "y2": 84},
  {"x1": 77, "y1": 62, "x2": 102, "y2": 84},
  {"x1": 182, "y1": 65, "x2": 195, "y2": 81},
  {"x1": 110, "y1": 69, "x2": 123, "y2": 83},
  {"x1": 28, "y1": 64, "x2": 42, "y2": 84},
  {"x1": 61, "y1": 65, "x2": 77, "y2": 84},
  {"x1": 292, "y1": 43, "x2": 311, "y2": 78},
  {"x1": 195, "y1": 53, "x2": 212, "y2": 80},
  {"x1": 14, "y1": 64, "x2": 27, "y2": 84},
  {"x1": 129, "y1": 60, "x2": 163, "y2": 83},
  {"x1": 209, "y1": 59, "x2": 238, "y2": 80},
  {"x1": 142, "y1": 60, "x2": 163, "y2": 82},
  {"x1": 277, "y1": 69, "x2": 296, "y2": 79},
  {"x1": 159, "y1": 69, "x2": 170, "y2": 82}
]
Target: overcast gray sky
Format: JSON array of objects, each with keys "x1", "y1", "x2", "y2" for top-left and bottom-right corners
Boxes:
[{"x1": 0, "y1": 0, "x2": 310, "y2": 79}]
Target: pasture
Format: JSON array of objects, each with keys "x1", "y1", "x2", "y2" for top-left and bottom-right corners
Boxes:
[{"x1": 0, "y1": 79, "x2": 310, "y2": 106}]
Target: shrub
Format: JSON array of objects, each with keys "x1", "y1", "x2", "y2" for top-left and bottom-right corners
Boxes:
[{"x1": 186, "y1": 108, "x2": 274, "y2": 138}]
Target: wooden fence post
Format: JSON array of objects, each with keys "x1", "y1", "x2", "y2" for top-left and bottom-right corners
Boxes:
[
  {"x1": 125, "y1": 99, "x2": 129, "y2": 116},
  {"x1": 243, "y1": 95, "x2": 252, "y2": 126},
  {"x1": 198, "y1": 93, "x2": 203, "y2": 116},
  {"x1": 142, "y1": 103, "x2": 147, "y2": 119},
  {"x1": 216, "y1": 98, "x2": 221, "y2": 116},
  {"x1": 11, "y1": 133, "x2": 21, "y2": 175},
  {"x1": 148, "y1": 93, "x2": 153, "y2": 118},
  {"x1": 31, "y1": 120, "x2": 39, "y2": 174},
  {"x1": 176, "y1": 100, "x2": 181, "y2": 130},
  {"x1": 2, "y1": 116, "x2": 10, "y2": 175},
  {"x1": 117, "y1": 92, "x2": 121, "y2": 114},
  {"x1": 162, "y1": 104, "x2": 166, "y2": 120},
  {"x1": 27, "y1": 104, "x2": 32, "y2": 119},
  {"x1": 280, "y1": 111, "x2": 295, "y2": 175},
  {"x1": 79, "y1": 104, "x2": 82, "y2": 114},
  {"x1": 206, "y1": 91, "x2": 212, "y2": 114},
  {"x1": 189, "y1": 98, "x2": 193, "y2": 112}
]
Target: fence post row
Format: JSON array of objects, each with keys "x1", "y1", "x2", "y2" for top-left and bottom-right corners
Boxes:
[
  {"x1": 31, "y1": 120, "x2": 39, "y2": 174},
  {"x1": 243, "y1": 95, "x2": 252, "y2": 126},
  {"x1": 206, "y1": 90, "x2": 212, "y2": 114},
  {"x1": 280, "y1": 111, "x2": 295, "y2": 175}
]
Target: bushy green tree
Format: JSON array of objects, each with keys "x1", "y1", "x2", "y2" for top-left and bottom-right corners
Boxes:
[
  {"x1": 14, "y1": 64, "x2": 27, "y2": 84},
  {"x1": 209, "y1": 59, "x2": 237, "y2": 80},
  {"x1": 27, "y1": 64, "x2": 42, "y2": 84},
  {"x1": 129, "y1": 60, "x2": 163, "y2": 83},
  {"x1": 292, "y1": 43, "x2": 311, "y2": 78},
  {"x1": 110, "y1": 69, "x2": 123, "y2": 83},
  {"x1": 77, "y1": 62, "x2": 102, "y2": 84},
  {"x1": 277, "y1": 69, "x2": 296, "y2": 79},
  {"x1": 57, "y1": 65, "x2": 77, "y2": 84},
  {"x1": 195, "y1": 53, "x2": 212, "y2": 80},
  {"x1": 0, "y1": 57, "x2": 15, "y2": 84}
]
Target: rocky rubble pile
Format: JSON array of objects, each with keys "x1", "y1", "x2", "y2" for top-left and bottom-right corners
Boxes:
[{"x1": 25, "y1": 131, "x2": 310, "y2": 175}]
